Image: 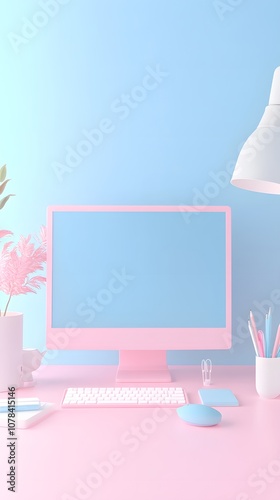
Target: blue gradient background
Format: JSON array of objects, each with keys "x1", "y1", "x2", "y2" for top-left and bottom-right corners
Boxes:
[{"x1": 1, "y1": 0, "x2": 280, "y2": 365}]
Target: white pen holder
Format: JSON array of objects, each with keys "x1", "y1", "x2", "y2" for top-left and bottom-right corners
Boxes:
[{"x1": 256, "y1": 356, "x2": 280, "y2": 399}]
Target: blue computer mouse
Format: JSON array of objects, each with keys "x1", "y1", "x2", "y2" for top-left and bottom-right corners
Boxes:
[{"x1": 176, "y1": 404, "x2": 222, "y2": 427}]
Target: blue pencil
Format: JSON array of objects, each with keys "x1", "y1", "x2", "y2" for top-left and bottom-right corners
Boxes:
[{"x1": 265, "y1": 308, "x2": 272, "y2": 357}]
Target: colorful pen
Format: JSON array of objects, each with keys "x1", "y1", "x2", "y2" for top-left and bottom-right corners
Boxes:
[
  {"x1": 272, "y1": 324, "x2": 280, "y2": 358},
  {"x1": 248, "y1": 320, "x2": 259, "y2": 356},
  {"x1": 257, "y1": 330, "x2": 265, "y2": 357},
  {"x1": 249, "y1": 311, "x2": 260, "y2": 355},
  {"x1": 265, "y1": 308, "x2": 273, "y2": 357}
]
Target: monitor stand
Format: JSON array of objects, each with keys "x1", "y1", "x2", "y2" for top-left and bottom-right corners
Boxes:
[{"x1": 116, "y1": 350, "x2": 172, "y2": 383}]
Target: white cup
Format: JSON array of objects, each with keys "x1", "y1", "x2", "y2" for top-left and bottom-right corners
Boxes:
[
  {"x1": 0, "y1": 313, "x2": 23, "y2": 392},
  {"x1": 256, "y1": 356, "x2": 280, "y2": 399}
]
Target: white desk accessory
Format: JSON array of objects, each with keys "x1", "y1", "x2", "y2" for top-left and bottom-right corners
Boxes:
[
  {"x1": 62, "y1": 386, "x2": 188, "y2": 408},
  {"x1": 0, "y1": 402, "x2": 55, "y2": 428},
  {"x1": 201, "y1": 359, "x2": 212, "y2": 386},
  {"x1": 21, "y1": 349, "x2": 46, "y2": 387}
]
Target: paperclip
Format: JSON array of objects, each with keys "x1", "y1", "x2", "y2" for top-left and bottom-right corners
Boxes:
[{"x1": 201, "y1": 359, "x2": 212, "y2": 386}]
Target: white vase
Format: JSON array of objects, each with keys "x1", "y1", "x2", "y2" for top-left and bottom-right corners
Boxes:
[
  {"x1": 256, "y1": 356, "x2": 280, "y2": 399},
  {"x1": 0, "y1": 312, "x2": 23, "y2": 393}
]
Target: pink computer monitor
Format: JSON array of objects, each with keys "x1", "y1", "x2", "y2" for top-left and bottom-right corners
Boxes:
[{"x1": 47, "y1": 205, "x2": 231, "y2": 382}]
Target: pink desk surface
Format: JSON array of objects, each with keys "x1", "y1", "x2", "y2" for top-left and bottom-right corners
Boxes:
[{"x1": 1, "y1": 365, "x2": 280, "y2": 500}]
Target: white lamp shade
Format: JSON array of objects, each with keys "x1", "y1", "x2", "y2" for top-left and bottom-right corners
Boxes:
[{"x1": 231, "y1": 67, "x2": 280, "y2": 194}]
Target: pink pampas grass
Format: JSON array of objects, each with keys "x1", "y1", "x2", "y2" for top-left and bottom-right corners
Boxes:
[{"x1": 0, "y1": 227, "x2": 46, "y2": 315}]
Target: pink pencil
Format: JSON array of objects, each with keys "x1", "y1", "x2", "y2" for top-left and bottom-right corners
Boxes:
[
  {"x1": 257, "y1": 330, "x2": 265, "y2": 357},
  {"x1": 272, "y1": 324, "x2": 280, "y2": 358},
  {"x1": 250, "y1": 311, "x2": 260, "y2": 355}
]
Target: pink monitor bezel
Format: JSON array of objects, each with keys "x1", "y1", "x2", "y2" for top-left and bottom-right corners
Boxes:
[{"x1": 46, "y1": 205, "x2": 231, "y2": 350}]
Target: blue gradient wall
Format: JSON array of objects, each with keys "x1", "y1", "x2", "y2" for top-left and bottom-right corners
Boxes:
[{"x1": 1, "y1": 0, "x2": 280, "y2": 365}]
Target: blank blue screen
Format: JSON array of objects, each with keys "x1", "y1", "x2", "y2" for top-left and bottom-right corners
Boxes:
[{"x1": 52, "y1": 211, "x2": 226, "y2": 328}]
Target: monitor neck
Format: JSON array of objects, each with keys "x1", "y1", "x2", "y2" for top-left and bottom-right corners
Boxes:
[{"x1": 116, "y1": 350, "x2": 171, "y2": 383}]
